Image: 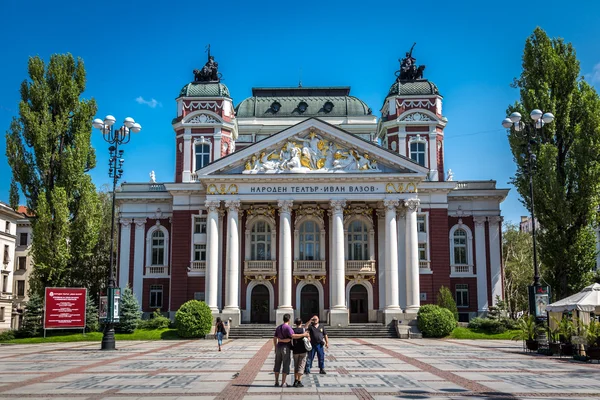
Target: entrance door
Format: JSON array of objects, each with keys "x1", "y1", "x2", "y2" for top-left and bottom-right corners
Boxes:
[
  {"x1": 349, "y1": 285, "x2": 368, "y2": 323},
  {"x1": 300, "y1": 284, "x2": 319, "y2": 323},
  {"x1": 250, "y1": 285, "x2": 270, "y2": 323}
]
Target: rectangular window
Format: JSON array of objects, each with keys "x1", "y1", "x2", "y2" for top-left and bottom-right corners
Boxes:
[
  {"x1": 16, "y1": 280, "x2": 25, "y2": 297},
  {"x1": 194, "y1": 217, "x2": 207, "y2": 234},
  {"x1": 4, "y1": 221, "x2": 9, "y2": 234},
  {"x1": 195, "y1": 143, "x2": 211, "y2": 170},
  {"x1": 18, "y1": 256, "x2": 26, "y2": 270},
  {"x1": 410, "y1": 142, "x2": 426, "y2": 167},
  {"x1": 454, "y1": 246, "x2": 467, "y2": 265},
  {"x1": 0, "y1": 307, "x2": 4, "y2": 321},
  {"x1": 2, "y1": 276, "x2": 7, "y2": 293},
  {"x1": 194, "y1": 292, "x2": 205, "y2": 301},
  {"x1": 417, "y1": 215, "x2": 426, "y2": 233},
  {"x1": 149, "y1": 285, "x2": 163, "y2": 308},
  {"x1": 194, "y1": 244, "x2": 207, "y2": 261},
  {"x1": 418, "y1": 243, "x2": 427, "y2": 261},
  {"x1": 19, "y1": 233, "x2": 28, "y2": 246},
  {"x1": 3, "y1": 245, "x2": 9, "y2": 264},
  {"x1": 456, "y1": 284, "x2": 469, "y2": 308}
]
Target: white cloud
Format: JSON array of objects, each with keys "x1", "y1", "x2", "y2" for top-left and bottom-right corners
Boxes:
[
  {"x1": 135, "y1": 96, "x2": 162, "y2": 108},
  {"x1": 585, "y1": 63, "x2": 600, "y2": 86}
]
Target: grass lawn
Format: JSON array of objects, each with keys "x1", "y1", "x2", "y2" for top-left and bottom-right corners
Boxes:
[
  {"x1": 449, "y1": 326, "x2": 520, "y2": 340},
  {"x1": 2, "y1": 328, "x2": 180, "y2": 344}
]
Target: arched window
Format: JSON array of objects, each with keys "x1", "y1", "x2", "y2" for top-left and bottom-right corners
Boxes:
[
  {"x1": 151, "y1": 230, "x2": 165, "y2": 265},
  {"x1": 195, "y1": 143, "x2": 211, "y2": 170},
  {"x1": 251, "y1": 221, "x2": 271, "y2": 260},
  {"x1": 347, "y1": 220, "x2": 369, "y2": 260},
  {"x1": 452, "y1": 229, "x2": 468, "y2": 265},
  {"x1": 299, "y1": 221, "x2": 320, "y2": 260}
]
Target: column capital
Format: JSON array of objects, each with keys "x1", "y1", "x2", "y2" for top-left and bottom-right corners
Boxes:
[
  {"x1": 488, "y1": 216, "x2": 503, "y2": 225},
  {"x1": 225, "y1": 199, "x2": 241, "y2": 212},
  {"x1": 329, "y1": 199, "x2": 347, "y2": 214},
  {"x1": 120, "y1": 218, "x2": 132, "y2": 227},
  {"x1": 376, "y1": 208, "x2": 386, "y2": 219},
  {"x1": 383, "y1": 199, "x2": 400, "y2": 211},
  {"x1": 134, "y1": 218, "x2": 147, "y2": 228},
  {"x1": 205, "y1": 200, "x2": 221, "y2": 213},
  {"x1": 278, "y1": 199, "x2": 294, "y2": 214},
  {"x1": 473, "y1": 216, "x2": 487, "y2": 226},
  {"x1": 403, "y1": 198, "x2": 420, "y2": 211}
]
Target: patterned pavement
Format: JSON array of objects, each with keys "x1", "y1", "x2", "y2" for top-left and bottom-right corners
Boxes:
[{"x1": 0, "y1": 337, "x2": 599, "y2": 399}]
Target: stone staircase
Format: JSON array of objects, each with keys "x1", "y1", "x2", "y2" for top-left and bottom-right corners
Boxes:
[{"x1": 228, "y1": 323, "x2": 397, "y2": 339}]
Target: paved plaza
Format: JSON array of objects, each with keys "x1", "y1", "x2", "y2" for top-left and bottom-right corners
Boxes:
[{"x1": 0, "y1": 338, "x2": 599, "y2": 400}]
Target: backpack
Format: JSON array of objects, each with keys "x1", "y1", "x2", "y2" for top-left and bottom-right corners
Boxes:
[{"x1": 302, "y1": 328, "x2": 312, "y2": 351}]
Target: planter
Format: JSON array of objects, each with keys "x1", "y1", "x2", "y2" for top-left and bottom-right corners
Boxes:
[
  {"x1": 561, "y1": 343, "x2": 574, "y2": 356},
  {"x1": 549, "y1": 342, "x2": 561, "y2": 355},
  {"x1": 525, "y1": 339, "x2": 539, "y2": 351},
  {"x1": 587, "y1": 346, "x2": 600, "y2": 361}
]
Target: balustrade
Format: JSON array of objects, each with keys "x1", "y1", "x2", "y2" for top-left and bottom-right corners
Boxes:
[
  {"x1": 345, "y1": 260, "x2": 376, "y2": 275},
  {"x1": 244, "y1": 260, "x2": 277, "y2": 275}
]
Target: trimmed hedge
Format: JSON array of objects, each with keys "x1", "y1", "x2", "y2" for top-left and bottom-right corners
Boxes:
[
  {"x1": 175, "y1": 300, "x2": 213, "y2": 338},
  {"x1": 468, "y1": 317, "x2": 519, "y2": 334},
  {"x1": 417, "y1": 304, "x2": 457, "y2": 338},
  {"x1": 139, "y1": 309, "x2": 171, "y2": 330}
]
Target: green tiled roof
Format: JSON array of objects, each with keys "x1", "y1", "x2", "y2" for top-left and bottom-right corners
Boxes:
[
  {"x1": 179, "y1": 82, "x2": 231, "y2": 98},
  {"x1": 235, "y1": 95, "x2": 372, "y2": 118},
  {"x1": 388, "y1": 80, "x2": 440, "y2": 97}
]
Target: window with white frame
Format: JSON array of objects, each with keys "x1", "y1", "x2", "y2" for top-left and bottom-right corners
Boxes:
[
  {"x1": 418, "y1": 243, "x2": 427, "y2": 261},
  {"x1": 410, "y1": 141, "x2": 426, "y2": 167},
  {"x1": 347, "y1": 220, "x2": 369, "y2": 260},
  {"x1": 17, "y1": 256, "x2": 26, "y2": 270},
  {"x1": 452, "y1": 229, "x2": 468, "y2": 265},
  {"x1": 149, "y1": 285, "x2": 163, "y2": 308},
  {"x1": 194, "y1": 244, "x2": 206, "y2": 261},
  {"x1": 250, "y1": 221, "x2": 271, "y2": 260},
  {"x1": 194, "y1": 216, "x2": 207, "y2": 234},
  {"x1": 16, "y1": 280, "x2": 25, "y2": 297},
  {"x1": 455, "y1": 284, "x2": 469, "y2": 307},
  {"x1": 417, "y1": 215, "x2": 426, "y2": 233},
  {"x1": 299, "y1": 221, "x2": 320, "y2": 260},
  {"x1": 195, "y1": 142, "x2": 211, "y2": 170},
  {"x1": 151, "y1": 231, "x2": 165, "y2": 265}
]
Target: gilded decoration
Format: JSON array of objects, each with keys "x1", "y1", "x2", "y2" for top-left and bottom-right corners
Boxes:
[
  {"x1": 344, "y1": 204, "x2": 373, "y2": 225},
  {"x1": 345, "y1": 275, "x2": 376, "y2": 284},
  {"x1": 246, "y1": 205, "x2": 276, "y2": 227},
  {"x1": 244, "y1": 275, "x2": 277, "y2": 284},
  {"x1": 294, "y1": 275, "x2": 326, "y2": 284},
  {"x1": 207, "y1": 183, "x2": 238, "y2": 195},
  {"x1": 242, "y1": 130, "x2": 380, "y2": 174},
  {"x1": 385, "y1": 182, "x2": 418, "y2": 193},
  {"x1": 295, "y1": 205, "x2": 325, "y2": 226}
]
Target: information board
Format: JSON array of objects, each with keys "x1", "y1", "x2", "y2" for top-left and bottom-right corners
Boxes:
[{"x1": 44, "y1": 287, "x2": 87, "y2": 329}]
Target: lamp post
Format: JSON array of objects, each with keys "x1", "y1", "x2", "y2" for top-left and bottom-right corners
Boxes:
[
  {"x1": 92, "y1": 115, "x2": 142, "y2": 350},
  {"x1": 502, "y1": 109, "x2": 553, "y2": 320}
]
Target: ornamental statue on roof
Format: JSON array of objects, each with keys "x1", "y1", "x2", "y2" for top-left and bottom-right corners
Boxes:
[
  {"x1": 396, "y1": 43, "x2": 426, "y2": 81},
  {"x1": 193, "y1": 44, "x2": 221, "y2": 83}
]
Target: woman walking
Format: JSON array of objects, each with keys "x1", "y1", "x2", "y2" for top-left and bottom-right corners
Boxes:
[{"x1": 215, "y1": 317, "x2": 226, "y2": 351}]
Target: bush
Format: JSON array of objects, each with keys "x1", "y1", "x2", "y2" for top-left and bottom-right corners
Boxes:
[
  {"x1": 138, "y1": 309, "x2": 171, "y2": 330},
  {"x1": 468, "y1": 317, "x2": 506, "y2": 334},
  {"x1": 86, "y1": 292, "x2": 99, "y2": 332},
  {"x1": 437, "y1": 286, "x2": 458, "y2": 321},
  {"x1": 175, "y1": 300, "x2": 213, "y2": 338},
  {"x1": 0, "y1": 330, "x2": 15, "y2": 341},
  {"x1": 115, "y1": 287, "x2": 141, "y2": 334},
  {"x1": 417, "y1": 304, "x2": 457, "y2": 338}
]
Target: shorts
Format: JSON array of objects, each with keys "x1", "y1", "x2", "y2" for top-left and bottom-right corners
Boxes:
[
  {"x1": 273, "y1": 345, "x2": 291, "y2": 374},
  {"x1": 293, "y1": 353, "x2": 307, "y2": 373}
]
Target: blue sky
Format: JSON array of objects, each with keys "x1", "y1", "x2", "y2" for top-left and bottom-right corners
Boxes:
[{"x1": 1, "y1": 0, "x2": 599, "y2": 224}]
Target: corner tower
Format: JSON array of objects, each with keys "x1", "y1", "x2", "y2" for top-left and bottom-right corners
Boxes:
[
  {"x1": 172, "y1": 51, "x2": 237, "y2": 183},
  {"x1": 377, "y1": 49, "x2": 447, "y2": 181}
]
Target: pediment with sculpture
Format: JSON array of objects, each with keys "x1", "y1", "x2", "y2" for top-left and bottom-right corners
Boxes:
[{"x1": 242, "y1": 130, "x2": 379, "y2": 174}]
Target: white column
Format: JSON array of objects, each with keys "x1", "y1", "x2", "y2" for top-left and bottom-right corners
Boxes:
[
  {"x1": 182, "y1": 130, "x2": 192, "y2": 182},
  {"x1": 213, "y1": 128, "x2": 222, "y2": 161},
  {"x1": 383, "y1": 199, "x2": 402, "y2": 323},
  {"x1": 488, "y1": 216, "x2": 503, "y2": 305},
  {"x1": 397, "y1": 209, "x2": 407, "y2": 310},
  {"x1": 217, "y1": 209, "x2": 224, "y2": 310},
  {"x1": 329, "y1": 199, "x2": 348, "y2": 326},
  {"x1": 398, "y1": 127, "x2": 407, "y2": 157},
  {"x1": 132, "y1": 218, "x2": 146, "y2": 308},
  {"x1": 428, "y1": 132, "x2": 438, "y2": 181},
  {"x1": 118, "y1": 219, "x2": 132, "y2": 289},
  {"x1": 474, "y1": 216, "x2": 489, "y2": 314},
  {"x1": 223, "y1": 200, "x2": 241, "y2": 324},
  {"x1": 277, "y1": 200, "x2": 294, "y2": 315},
  {"x1": 205, "y1": 200, "x2": 221, "y2": 313},
  {"x1": 404, "y1": 199, "x2": 420, "y2": 313},
  {"x1": 376, "y1": 209, "x2": 385, "y2": 312}
]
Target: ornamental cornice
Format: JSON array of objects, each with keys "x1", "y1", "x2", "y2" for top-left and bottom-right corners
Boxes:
[
  {"x1": 187, "y1": 114, "x2": 219, "y2": 124},
  {"x1": 344, "y1": 204, "x2": 373, "y2": 225},
  {"x1": 294, "y1": 205, "x2": 325, "y2": 226},
  {"x1": 134, "y1": 218, "x2": 147, "y2": 228},
  {"x1": 245, "y1": 205, "x2": 276, "y2": 227},
  {"x1": 278, "y1": 200, "x2": 294, "y2": 214},
  {"x1": 400, "y1": 112, "x2": 433, "y2": 122},
  {"x1": 183, "y1": 100, "x2": 223, "y2": 111}
]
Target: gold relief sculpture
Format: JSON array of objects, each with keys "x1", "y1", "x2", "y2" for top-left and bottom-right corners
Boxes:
[
  {"x1": 385, "y1": 182, "x2": 418, "y2": 194},
  {"x1": 207, "y1": 183, "x2": 238, "y2": 195},
  {"x1": 316, "y1": 158, "x2": 326, "y2": 169}
]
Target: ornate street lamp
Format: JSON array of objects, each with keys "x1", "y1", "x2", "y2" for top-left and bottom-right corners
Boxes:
[
  {"x1": 92, "y1": 115, "x2": 142, "y2": 350},
  {"x1": 502, "y1": 109, "x2": 554, "y2": 321}
]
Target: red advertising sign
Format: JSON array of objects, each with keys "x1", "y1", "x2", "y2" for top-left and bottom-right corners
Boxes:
[{"x1": 44, "y1": 287, "x2": 87, "y2": 329}]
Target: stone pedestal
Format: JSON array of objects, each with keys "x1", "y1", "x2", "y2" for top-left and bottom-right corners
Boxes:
[
  {"x1": 221, "y1": 310, "x2": 241, "y2": 327},
  {"x1": 329, "y1": 308, "x2": 349, "y2": 327},
  {"x1": 383, "y1": 309, "x2": 403, "y2": 325},
  {"x1": 275, "y1": 308, "x2": 294, "y2": 325}
]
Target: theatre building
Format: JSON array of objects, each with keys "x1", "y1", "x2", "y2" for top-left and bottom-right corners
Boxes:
[{"x1": 116, "y1": 54, "x2": 508, "y2": 326}]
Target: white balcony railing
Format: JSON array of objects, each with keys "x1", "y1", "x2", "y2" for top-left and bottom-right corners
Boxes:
[
  {"x1": 146, "y1": 266, "x2": 168, "y2": 275},
  {"x1": 345, "y1": 260, "x2": 376, "y2": 275},
  {"x1": 189, "y1": 261, "x2": 206, "y2": 274},
  {"x1": 293, "y1": 260, "x2": 326, "y2": 275},
  {"x1": 244, "y1": 260, "x2": 277, "y2": 275},
  {"x1": 451, "y1": 264, "x2": 473, "y2": 274},
  {"x1": 419, "y1": 260, "x2": 430, "y2": 269}
]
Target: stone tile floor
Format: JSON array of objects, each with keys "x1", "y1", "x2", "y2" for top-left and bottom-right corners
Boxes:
[{"x1": 0, "y1": 338, "x2": 598, "y2": 399}]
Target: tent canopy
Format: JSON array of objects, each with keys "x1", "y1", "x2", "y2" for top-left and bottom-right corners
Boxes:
[{"x1": 545, "y1": 283, "x2": 600, "y2": 313}]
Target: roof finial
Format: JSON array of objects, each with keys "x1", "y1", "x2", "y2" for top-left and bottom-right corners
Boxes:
[{"x1": 298, "y1": 67, "x2": 303, "y2": 88}]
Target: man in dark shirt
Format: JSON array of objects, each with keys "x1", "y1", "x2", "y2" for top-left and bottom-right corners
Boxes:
[
  {"x1": 291, "y1": 318, "x2": 308, "y2": 387},
  {"x1": 273, "y1": 313, "x2": 308, "y2": 387},
  {"x1": 304, "y1": 315, "x2": 329, "y2": 374}
]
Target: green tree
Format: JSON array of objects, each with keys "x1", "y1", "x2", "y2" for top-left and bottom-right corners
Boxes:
[
  {"x1": 5, "y1": 54, "x2": 101, "y2": 296},
  {"x1": 115, "y1": 286, "x2": 141, "y2": 334},
  {"x1": 9, "y1": 181, "x2": 19, "y2": 210},
  {"x1": 20, "y1": 293, "x2": 44, "y2": 337},
  {"x1": 502, "y1": 223, "x2": 534, "y2": 318},
  {"x1": 437, "y1": 286, "x2": 458, "y2": 321},
  {"x1": 507, "y1": 28, "x2": 600, "y2": 300},
  {"x1": 85, "y1": 292, "x2": 99, "y2": 333}
]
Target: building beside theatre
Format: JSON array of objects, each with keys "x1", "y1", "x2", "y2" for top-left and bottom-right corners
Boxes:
[{"x1": 116, "y1": 52, "x2": 508, "y2": 326}]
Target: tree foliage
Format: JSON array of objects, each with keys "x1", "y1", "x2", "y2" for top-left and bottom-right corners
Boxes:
[
  {"x1": 175, "y1": 300, "x2": 213, "y2": 338},
  {"x1": 417, "y1": 304, "x2": 457, "y2": 338},
  {"x1": 507, "y1": 28, "x2": 600, "y2": 300},
  {"x1": 20, "y1": 293, "x2": 44, "y2": 337},
  {"x1": 437, "y1": 286, "x2": 458, "y2": 321},
  {"x1": 5, "y1": 54, "x2": 101, "y2": 296},
  {"x1": 502, "y1": 223, "x2": 534, "y2": 317},
  {"x1": 115, "y1": 286, "x2": 141, "y2": 334}
]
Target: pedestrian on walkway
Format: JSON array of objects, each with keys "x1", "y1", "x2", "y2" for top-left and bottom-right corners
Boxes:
[
  {"x1": 304, "y1": 315, "x2": 329, "y2": 375},
  {"x1": 215, "y1": 317, "x2": 226, "y2": 351},
  {"x1": 273, "y1": 313, "x2": 308, "y2": 387},
  {"x1": 291, "y1": 317, "x2": 309, "y2": 387}
]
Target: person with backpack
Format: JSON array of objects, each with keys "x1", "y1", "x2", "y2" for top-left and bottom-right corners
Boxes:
[
  {"x1": 215, "y1": 317, "x2": 226, "y2": 351},
  {"x1": 273, "y1": 313, "x2": 308, "y2": 387},
  {"x1": 291, "y1": 317, "x2": 311, "y2": 387}
]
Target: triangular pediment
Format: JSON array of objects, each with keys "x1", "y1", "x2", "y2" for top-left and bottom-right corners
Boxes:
[{"x1": 199, "y1": 118, "x2": 429, "y2": 177}]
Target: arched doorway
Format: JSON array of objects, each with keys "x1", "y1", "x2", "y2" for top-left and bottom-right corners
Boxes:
[
  {"x1": 250, "y1": 284, "x2": 270, "y2": 323},
  {"x1": 349, "y1": 285, "x2": 368, "y2": 323},
  {"x1": 300, "y1": 284, "x2": 319, "y2": 323}
]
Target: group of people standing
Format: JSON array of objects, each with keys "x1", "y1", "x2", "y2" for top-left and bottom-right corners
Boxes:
[{"x1": 273, "y1": 314, "x2": 329, "y2": 388}]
